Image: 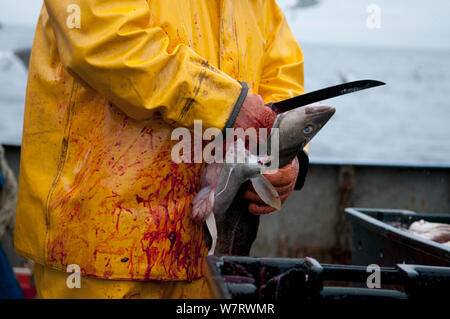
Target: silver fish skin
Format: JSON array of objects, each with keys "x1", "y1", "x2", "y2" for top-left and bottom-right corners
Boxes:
[{"x1": 192, "y1": 104, "x2": 335, "y2": 255}]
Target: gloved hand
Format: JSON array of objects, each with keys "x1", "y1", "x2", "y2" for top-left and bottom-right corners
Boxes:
[
  {"x1": 244, "y1": 157, "x2": 299, "y2": 215},
  {"x1": 233, "y1": 94, "x2": 277, "y2": 134}
]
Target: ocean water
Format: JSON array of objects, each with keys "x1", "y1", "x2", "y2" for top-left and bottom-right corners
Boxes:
[
  {"x1": 0, "y1": 25, "x2": 449, "y2": 165},
  {"x1": 301, "y1": 43, "x2": 450, "y2": 164}
]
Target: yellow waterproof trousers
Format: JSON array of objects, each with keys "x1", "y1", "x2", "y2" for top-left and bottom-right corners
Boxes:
[{"x1": 34, "y1": 263, "x2": 212, "y2": 299}]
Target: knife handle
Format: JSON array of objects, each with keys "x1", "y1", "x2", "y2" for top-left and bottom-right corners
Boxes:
[{"x1": 266, "y1": 102, "x2": 281, "y2": 114}]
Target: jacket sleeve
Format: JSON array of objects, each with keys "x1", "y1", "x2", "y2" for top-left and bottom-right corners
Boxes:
[
  {"x1": 43, "y1": 0, "x2": 247, "y2": 130},
  {"x1": 258, "y1": 0, "x2": 305, "y2": 104}
]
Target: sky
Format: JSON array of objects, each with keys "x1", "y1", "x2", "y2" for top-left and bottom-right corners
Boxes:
[
  {"x1": 0, "y1": 1, "x2": 42, "y2": 26},
  {"x1": 277, "y1": 0, "x2": 450, "y2": 51},
  {"x1": 1, "y1": 0, "x2": 450, "y2": 51}
]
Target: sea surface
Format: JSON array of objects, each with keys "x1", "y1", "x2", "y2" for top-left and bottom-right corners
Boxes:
[
  {"x1": 301, "y1": 43, "x2": 450, "y2": 165},
  {"x1": 1, "y1": 25, "x2": 449, "y2": 165}
]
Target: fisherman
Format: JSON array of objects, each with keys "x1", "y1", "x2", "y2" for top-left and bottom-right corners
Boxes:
[
  {"x1": 0, "y1": 145, "x2": 24, "y2": 298},
  {"x1": 15, "y1": 0, "x2": 303, "y2": 298}
]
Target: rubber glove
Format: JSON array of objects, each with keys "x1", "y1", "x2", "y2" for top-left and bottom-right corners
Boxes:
[
  {"x1": 244, "y1": 156, "x2": 299, "y2": 215},
  {"x1": 232, "y1": 94, "x2": 277, "y2": 135}
]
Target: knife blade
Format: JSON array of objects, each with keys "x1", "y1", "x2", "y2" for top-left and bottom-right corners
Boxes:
[{"x1": 271, "y1": 79, "x2": 385, "y2": 114}]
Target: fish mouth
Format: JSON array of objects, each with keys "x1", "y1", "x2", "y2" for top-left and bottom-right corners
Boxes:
[
  {"x1": 305, "y1": 105, "x2": 335, "y2": 115},
  {"x1": 304, "y1": 105, "x2": 336, "y2": 123}
]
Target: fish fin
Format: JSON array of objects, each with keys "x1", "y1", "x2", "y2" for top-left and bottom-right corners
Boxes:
[
  {"x1": 192, "y1": 185, "x2": 212, "y2": 206},
  {"x1": 205, "y1": 213, "x2": 217, "y2": 255},
  {"x1": 192, "y1": 185, "x2": 214, "y2": 222},
  {"x1": 250, "y1": 175, "x2": 282, "y2": 210},
  {"x1": 214, "y1": 165, "x2": 234, "y2": 199},
  {"x1": 294, "y1": 149, "x2": 310, "y2": 190}
]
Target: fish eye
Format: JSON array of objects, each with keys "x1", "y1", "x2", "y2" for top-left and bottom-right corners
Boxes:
[{"x1": 303, "y1": 125, "x2": 313, "y2": 134}]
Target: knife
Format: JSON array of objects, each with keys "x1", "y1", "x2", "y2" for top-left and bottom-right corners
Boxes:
[{"x1": 271, "y1": 79, "x2": 385, "y2": 114}]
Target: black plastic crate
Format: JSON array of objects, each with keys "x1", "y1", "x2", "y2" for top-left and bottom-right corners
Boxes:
[
  {"x1": 204, "y1": 255, "x2": 450, "y2": 299},
  {"x1": 205, "y1": 256, "x2": 324, "y2": 299},
  {"x1": 345, "y1": 208, "x2": 450, "y2": 267}
]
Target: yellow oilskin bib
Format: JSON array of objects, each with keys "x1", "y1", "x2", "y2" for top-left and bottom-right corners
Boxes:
[
  {"x1": 34, "y1": 263, "x2": 212, "y2": 299},
  {"x1": 15, "y1": 0, "x2": 305, "y2": 283}
]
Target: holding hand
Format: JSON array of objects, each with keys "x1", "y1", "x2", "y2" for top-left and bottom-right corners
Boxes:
[{"x1": 244, "y1": 157, "x2": 299, "y2": 215}]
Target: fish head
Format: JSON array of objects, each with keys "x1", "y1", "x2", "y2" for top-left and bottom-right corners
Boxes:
[
  {"x1": 275, "y1": 105, "x2": 335, "y2": 166},
  {"x1": 296, "y1": 105, "x2": 335, "y2": 145}
]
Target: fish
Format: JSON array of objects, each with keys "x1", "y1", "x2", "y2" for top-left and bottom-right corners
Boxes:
[
  {"x1": 405, "y1": 219, "x2": 450, "y2": 244},
  {"x1": 191, "y1": 104, "x2": 336, "y2": 255}
]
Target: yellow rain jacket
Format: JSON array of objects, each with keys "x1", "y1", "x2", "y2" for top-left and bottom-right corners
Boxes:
[{"x1": 15, "y1": 0, "x2": 305, "y2": 281}]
